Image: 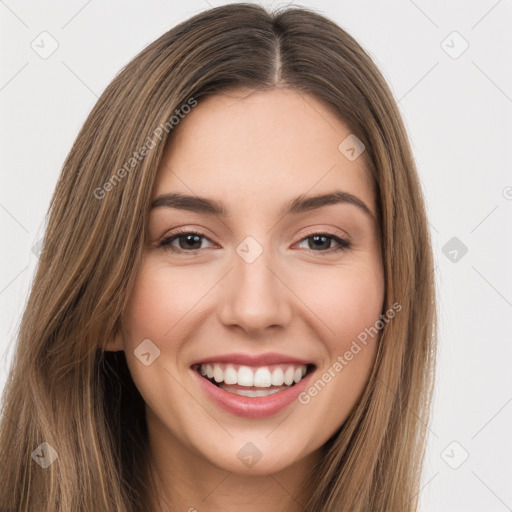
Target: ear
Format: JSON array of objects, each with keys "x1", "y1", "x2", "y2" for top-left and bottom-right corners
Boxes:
[{"x1": 104, "y1": 329, "x2": 124, "y2": 352}]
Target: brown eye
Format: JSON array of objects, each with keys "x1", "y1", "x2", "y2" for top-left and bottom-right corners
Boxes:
[
  {"x1": 296, "y1": 233, "x2": 351, "y2": 255},
  {"x1": 159, "y1": 231, "x2": 214, "y2": 254}
]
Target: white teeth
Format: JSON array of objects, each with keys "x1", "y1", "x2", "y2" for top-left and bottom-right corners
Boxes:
[
  {"x1": 253, "y1": 367, "x2": 272, "y2": 387},
  {"x1": 237, "y1": 366, "x2": 254, "y2": 386},
  {"x1": 223, "y1": 365, "x2": 238, "y2": 385},
  {"x1": 197, "y1": 362, "x2": 309, "y2": 387},
  {"x1": 271, "y1": 368, "x2": 285, "y2": 386},
  {"x1": 213, "y1": 364, "x2": 223, "y2": 383},
  {"x1": 284, "y1": 367, "x2": 295, "y2": 386}
]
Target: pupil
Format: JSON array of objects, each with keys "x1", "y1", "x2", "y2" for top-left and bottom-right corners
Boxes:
[
  {"x1": 311, "y1": 235, "x2": 330, "y2": 250},
  {"x1": 181, "y1": 234, "x2": 201, "y2": 250}
]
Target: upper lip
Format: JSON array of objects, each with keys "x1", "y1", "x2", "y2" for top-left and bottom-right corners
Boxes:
[{"x1": 190, "y1": 352, "x2": 314, "y2": 367}]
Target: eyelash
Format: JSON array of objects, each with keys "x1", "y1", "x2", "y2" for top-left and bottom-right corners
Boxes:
[{"x1": 158, "y1": 228, "x2": 352, "y2": 256}]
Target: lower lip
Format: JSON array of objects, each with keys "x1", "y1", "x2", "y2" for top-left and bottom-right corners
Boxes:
[{"x1": 192, "y1": 368, "x2": 314, "y2": 418}]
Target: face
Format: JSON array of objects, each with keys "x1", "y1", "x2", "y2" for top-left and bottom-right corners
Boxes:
[{"x1": 109, "y1": 88, "x2": 385, "y2": 478}]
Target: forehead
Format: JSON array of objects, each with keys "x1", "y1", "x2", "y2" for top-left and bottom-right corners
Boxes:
[{"x1": 153, "y1": 89, "x2": 375, "y2": 216}]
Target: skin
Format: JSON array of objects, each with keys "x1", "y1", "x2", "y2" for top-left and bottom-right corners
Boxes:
[{"x1": 107, "y1": 88, "x2": 385, "y2": 512}]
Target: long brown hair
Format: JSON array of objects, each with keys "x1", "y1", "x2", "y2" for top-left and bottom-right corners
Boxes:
[{"x1": 0, "y1": 4, "x2": 437, "y2": 511}]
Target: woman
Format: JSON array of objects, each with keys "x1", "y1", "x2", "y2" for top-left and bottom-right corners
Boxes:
[{"x1": 0, "y1": 3, "x2": 437, "y2": 511}]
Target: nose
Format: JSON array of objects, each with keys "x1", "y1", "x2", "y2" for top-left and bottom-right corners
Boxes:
[{"x1": 217, "y1": 242, "x2": 293, "y2": 335}]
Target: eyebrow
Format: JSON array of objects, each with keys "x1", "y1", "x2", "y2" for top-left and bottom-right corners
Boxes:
[{"x1": 150, "y1": 190, "x2": 373, "y2": 218}]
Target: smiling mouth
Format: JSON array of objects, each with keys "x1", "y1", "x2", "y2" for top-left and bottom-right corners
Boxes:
[{"x1": 191, "y1": 362, "x2": 316, "y2": 397}]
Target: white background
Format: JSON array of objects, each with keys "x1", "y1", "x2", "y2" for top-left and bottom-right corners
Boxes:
[{"x1": 1, "y1": 1, "x2": 511, "y2": 510}]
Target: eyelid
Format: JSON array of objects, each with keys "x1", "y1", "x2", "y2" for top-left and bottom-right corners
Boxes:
[
  {"x1": 297, "y1": 226, "x2": 351, "y2": 243},
  {"x1": 159, "y1": 225, "x2": 350, "y2": 243}
]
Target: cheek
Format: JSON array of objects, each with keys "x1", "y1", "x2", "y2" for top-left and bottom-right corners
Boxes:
[
  {"x1": 122, "y1": 258, "x2": 209, "y2": 343},
  {"x1": 119, "y1": 261, "x2": 193, "y2": 411},
  {"x1": 296, "y1": 267, "x2": 384, "y2": 431},
  {"x1": 301, "y1": 263, "x2": 385, "y2": 350},
  {"x1": 335, "y1": 279, "x2": 383, "y2": 342}
]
